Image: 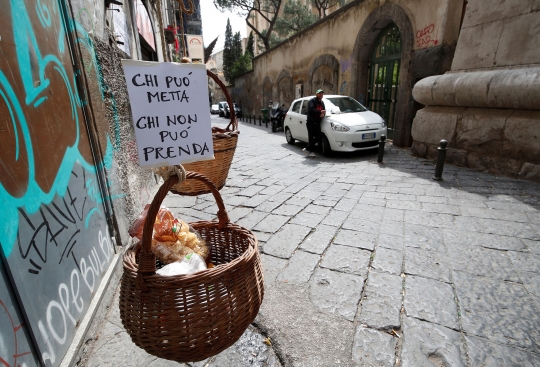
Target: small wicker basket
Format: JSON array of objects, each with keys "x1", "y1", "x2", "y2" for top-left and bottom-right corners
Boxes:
[
  {"x1": 120, "y1": 172, "x2": 264, "y2": 362},
  {"x1": 155, "y1": 70, "x2": 239, "y2": 196}
]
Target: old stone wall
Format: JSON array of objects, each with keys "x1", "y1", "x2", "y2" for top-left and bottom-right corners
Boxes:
[
  {"x1": 232, "y1": 0, "x2": 464, "y2": 147},
  {"x1": 411, "y1": 0, "x2": 540, "y2": 181},
  {"x1": 93, "y1": 39, "x2": 160, "y2": 241}
]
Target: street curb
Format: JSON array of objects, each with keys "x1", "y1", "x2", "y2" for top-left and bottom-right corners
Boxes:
[{"x1": 59, "y1": 242, "x2": 126, "y2": 367}]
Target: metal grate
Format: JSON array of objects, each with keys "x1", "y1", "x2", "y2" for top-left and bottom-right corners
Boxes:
[{"x1": 367, "y1": 24, "x2": 402, "y2": 139}]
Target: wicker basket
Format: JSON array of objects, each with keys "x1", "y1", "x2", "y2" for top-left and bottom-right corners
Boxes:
[
  {"x1": 155, "y1": 70, "x2": 239, "y2": 196},
  {"x1": 120, "y1": 172, "x2": 264, "y2": 362}
]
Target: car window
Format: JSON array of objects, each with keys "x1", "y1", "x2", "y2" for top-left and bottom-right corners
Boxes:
[
  {"x1": 300, "y1": 101, "x2": 308, "y2": 115},
  {"x1": 291, "y1": 101, "x2": 301, "y2": 113},
  {"x1": 326, "y1": 97, "x2": 367, "y2": 113}
]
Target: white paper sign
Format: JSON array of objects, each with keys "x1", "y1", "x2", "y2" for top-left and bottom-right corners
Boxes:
[
  {"x1": 121, "y1": 60, "x2": 214, "y2": 168},
  {"x1": 186, "y1": 35, "x2": 204, "y2": 60}
]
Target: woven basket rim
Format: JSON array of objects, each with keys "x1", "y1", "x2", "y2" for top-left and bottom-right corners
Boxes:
[{"x1": 123, "y1": 221, "x2": 258, "y2": 281}]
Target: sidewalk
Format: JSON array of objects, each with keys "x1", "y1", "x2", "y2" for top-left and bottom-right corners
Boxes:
[{"x1": 79, "y1": 117, "x2": 540, "y2": 367}]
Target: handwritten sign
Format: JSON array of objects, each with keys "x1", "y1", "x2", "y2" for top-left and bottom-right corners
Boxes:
[{"x1": 121, "y1": 60, "x2": 214, "y2": 167}]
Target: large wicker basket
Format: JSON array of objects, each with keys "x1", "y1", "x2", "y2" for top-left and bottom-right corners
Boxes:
[
  {"x1": 155, "y1": 70, "x2": 239, "y2": 196},
  {"x1": 120, "y1": 172, "x2": 264, "y2": 362}
]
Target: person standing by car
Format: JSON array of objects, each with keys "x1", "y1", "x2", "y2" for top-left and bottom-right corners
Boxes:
[{"x1": 303, "y1": 89, "x2": 326, "y2": 157}]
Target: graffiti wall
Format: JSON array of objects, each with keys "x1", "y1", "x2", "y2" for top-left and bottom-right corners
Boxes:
[{"x1": 0, "y1": 0, "x2": 158, "y2": 365}]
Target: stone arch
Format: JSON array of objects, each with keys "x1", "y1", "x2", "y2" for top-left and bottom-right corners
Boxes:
[
  {"x1": 308, "y1": 54, "x2": 339, "y2": 95},
  {"x1": 351, "y1": 3, "x2": 414, "y2": 147},
  {"x1": 276, "y1": 69, "x2": 293, "y2": 106},
  {"x1": 262, "y1": 75, "x2": 274, "y2": 107}
]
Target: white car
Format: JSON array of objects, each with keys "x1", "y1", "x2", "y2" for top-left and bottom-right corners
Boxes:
[
  {"x1": 210, "y1": 104, "x2": 219, "y2": 114},
  {"x1": 284, "y1": 95, "x2": 387, "y2": 156}
]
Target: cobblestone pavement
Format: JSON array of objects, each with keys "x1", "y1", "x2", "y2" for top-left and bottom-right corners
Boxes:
[{"x1": 82, "y1": 116, "x2": 540, "y2": 367}]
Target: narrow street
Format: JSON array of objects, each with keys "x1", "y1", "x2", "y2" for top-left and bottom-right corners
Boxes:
[{"x1": 82, "y1": 115, "x2": 540, "y2": 367}]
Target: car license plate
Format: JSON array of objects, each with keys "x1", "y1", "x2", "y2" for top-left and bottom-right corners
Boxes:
[{"x1": 362, "y1": 133, "x2": 376, "y2": 139}]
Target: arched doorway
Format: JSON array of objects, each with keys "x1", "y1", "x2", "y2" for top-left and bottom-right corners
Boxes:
[
  {"x1": 367, "y1": 24, "x2": 401, "y2": 139},
  {"x1": 351, "y1": 3, "x2": 414, "y2": 146}
]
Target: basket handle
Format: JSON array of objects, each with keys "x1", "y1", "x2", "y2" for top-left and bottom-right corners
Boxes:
[
  {"x1": 207, "y1": 69, "x2": 238, "y2": 132},
  {"x1": 137, "y1": 171, "x2": 230, "y2": 284}
]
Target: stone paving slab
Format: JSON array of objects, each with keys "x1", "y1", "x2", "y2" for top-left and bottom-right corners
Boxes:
[
  {"x1": 404, "y1": 275, "x2": 459, "y2": 330},
  {"x1": 319, "y1": 244, "x2": 371, "y2": 276},
  {"x1": 351, "y1": 327, "x2": 397, "y2": 367},
  {"x1": 359, "y1": 271, "x2": 402, "y2": 330},
  {"x1": 400, "y1": 316, "x2": 467, "y2": 367},
  {"x1": 263, "y1": 224, "x2": 311, "y2": 259},
  {"x1": 277, "y1": 250, "x2": 320, "y2": 284},
  {"x1": 253, "y1": 214, "x2": 291, "y2": 233},
  {"x1": 447, "y1": 244, "x2": 521, "y2": 282},
  {"x1": 287, "y1": 208, "x2": 325, "y2": 228},
  {"x1": 524, "y1": 238, "x2": 540, "y2": 255},
  {"x1": 260, "y1": 254, "x2": 288, "y2": 284},
  {"x1": 237, "y1": 210, "x2": 269, "y2": 229},
  {"x1": 404, "y1": 224, "x2": 446, "y2": 252},
  {"x1": 320, "y1": 208, "x2": 349, "y2": 227},
  {"x1": 508, "y1": 251, "x2": 540, "y2": 273},
  {"x1": 299, "y1": 224, "x2": 336, "y2": 254},
  {"x1": 342, "y1": 216, "x2": 381, "y2": 233},
  {"x1": 371, "y1": 247, "x2": 403, "y2": 276},
  {"x1": 453, "y1": 270, "x2": 540, "y2": 353},
  {"x1": 443, "y1": 228, "x2": 527, "y2": 251},
  {"x1": 404, "y1": 247, "x2": 451, "y2": 283},
  {"x1": 465, "y1": 335, "x2": 540, "y2": 367},
  {"x1": 334, "y1": 229, "x2": 378, "y2": 251},
  {"x1": 377, "y1": 232, "x2": 404, "y2": 251},
  {"x1": 309, "y1": 268, "x2": 364, "y2": 321}
]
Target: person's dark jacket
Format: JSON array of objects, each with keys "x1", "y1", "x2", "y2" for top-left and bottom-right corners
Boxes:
[{"x1": 306, "y1": 97, "x2": 325, "y2": 124}]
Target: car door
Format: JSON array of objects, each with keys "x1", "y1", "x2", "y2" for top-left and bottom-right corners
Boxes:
[
  {"x1": 298, "y1": 100, "x2": 309, "y2": 141},
  {"x1": 286, "y1": 100, "x2": 303, "y2": 139}
]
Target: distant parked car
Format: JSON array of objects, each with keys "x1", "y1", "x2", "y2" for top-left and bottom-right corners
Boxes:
[
  {"x1": 284, "y1": 95, "x2": 387, "y2": 156},
  {"x1": 210, "y1": 104, "x2": 219, "y2": 114},
  {"x1": 218, "y1": 101, "x2": 227, "y2": 117},
  {"x1": 225, "y1": 103, "x2": 243, "y2": 118}
]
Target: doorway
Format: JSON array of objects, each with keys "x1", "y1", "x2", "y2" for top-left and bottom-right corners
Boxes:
[{"x1": 367, "y1": 24, "x2": 401, "y2": 139}]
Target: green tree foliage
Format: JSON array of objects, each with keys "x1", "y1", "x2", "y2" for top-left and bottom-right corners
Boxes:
[
  {"x1": 256, "y1": 29, "x2": 283, "y2": 50},
  {"x1": 311, "y1": 0, "x2": 341, "y2": 18},
  {"x1": 222, "y1": 19, "x2": 235, "y2": 84},
  {"x1": 233, "y1": 32, "x2": 243, "y2": 60},
  {"x1": 274, "y1": 0, "x2": 318, "y2": 38},
  {"x1": 245, "y1": 31, "x2": 255, "y2": 57},
  {"x1": 229, "y1": 53, "x2": 253, "y2": 81},
  {"x1": 214, "y1": 0, "x2": 283, "y2": 52}
]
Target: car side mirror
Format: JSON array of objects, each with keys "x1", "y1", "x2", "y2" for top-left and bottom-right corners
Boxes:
[{"x1": 331, "y1": 107, "x2": 341, "y2": 114}]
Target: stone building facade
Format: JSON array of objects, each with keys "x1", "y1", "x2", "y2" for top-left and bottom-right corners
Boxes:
[
  {"x1": 232, "y1": 0, "x2": 465, "y2": 147},
  {"x1": 411, "y1": 0, "x2": 540, "y2": 181}
]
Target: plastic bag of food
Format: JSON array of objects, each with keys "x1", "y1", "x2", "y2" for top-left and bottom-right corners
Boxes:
[
  {"x1": 153, "y1": 207, "x2": 177, "y2": 243},
  {"x1": 128, "y1": 204, "x2": 150, "y2": 240},
  {"x1": 174, "y1": 219, "x2": 210, "y2": 260},
  {"x1": 151, "y1": 239, "x2": 195, "y2": 265},
  {"x1": 156, "y1": 252, "x2": 207, "y2": 276}
]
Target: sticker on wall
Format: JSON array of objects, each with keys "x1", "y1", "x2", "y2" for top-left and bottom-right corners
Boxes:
[{"x1": 121, "y1": 60, "x2": 214, "y2": 168}]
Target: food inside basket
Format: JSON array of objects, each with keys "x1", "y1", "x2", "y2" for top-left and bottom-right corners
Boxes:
[{"x1": 128, "y1": 205, "x2": 212, "y2": 272}]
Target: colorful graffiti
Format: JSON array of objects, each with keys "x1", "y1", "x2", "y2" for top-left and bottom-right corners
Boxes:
[
  {"x1": 416, "y1": 24, "x2": 438, "y2": 48},
  {"x1": 0, "y1": 0, "x2": 119, "y2": 366},
  {"x1": 340, "y1": 57, "x2": 352, "y2": 74}
]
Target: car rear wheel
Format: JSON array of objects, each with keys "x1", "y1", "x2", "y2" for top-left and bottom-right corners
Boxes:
[
  {"x1": 321, "y1": 135, "x2": 332, "y2": 156},
  {"x1": 285, "y1": 128, "x2": 295, "y2": 144}
]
